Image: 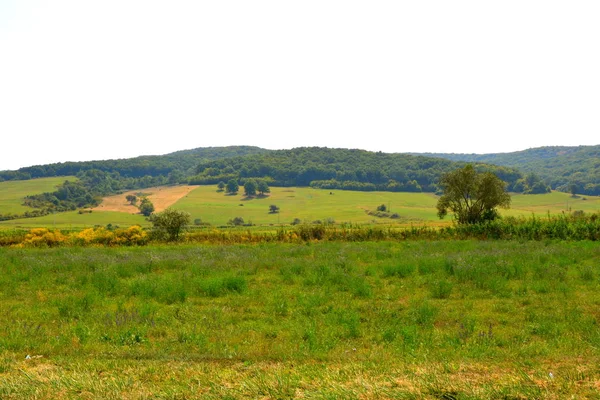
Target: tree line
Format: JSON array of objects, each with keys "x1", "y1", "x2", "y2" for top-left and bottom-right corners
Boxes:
[
  {"x1": 189, "y1": 147, "x2": 523, "y2": 194},
  {"x1": 417, "y1": 145, "x2": 600, "y2": 196}
]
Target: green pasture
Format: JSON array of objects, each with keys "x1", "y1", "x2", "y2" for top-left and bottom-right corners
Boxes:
[
  {"x1": 174, "y1": 186, "x2": 599, "y2": 226},
  {"x1": 0, "y1": 177, "x2": 76, "y2": 215},
  {"x1": 172, "y1": 186, "x2": 440, "y2": 226},
  {"x1": 1, "y1": 241, "x2": 600, "y2": 398},
  {"x1": 0, "y1": 181, "x2": 598, "y2": 229},
  {"x1": 0, "y1": 210, "x2": 149, "y2": 229},
  {"x1": 508, "y1": 191, "x2": 600, "y2": 216}
]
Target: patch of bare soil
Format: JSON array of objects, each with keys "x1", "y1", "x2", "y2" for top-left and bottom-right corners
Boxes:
[{"x1": 93, "y1": 185, "x2": 196, "y2": 214}]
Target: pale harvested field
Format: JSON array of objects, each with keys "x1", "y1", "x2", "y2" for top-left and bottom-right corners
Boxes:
[{"x1": 93, "y1": 185, "x2": 196, "y2": 213}]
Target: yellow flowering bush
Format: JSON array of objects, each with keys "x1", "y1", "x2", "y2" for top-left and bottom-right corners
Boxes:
[{"x1": 20, "y1": 228, "x2": 68, "y2": 247}]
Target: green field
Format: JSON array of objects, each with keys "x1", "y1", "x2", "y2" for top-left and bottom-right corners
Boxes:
[
  {"x1": 508, "y1": 191, "x2": 600, "y2": 216},
  {"x1": 1, "y1": 181, "x2": 598, "y2": 229},
  {"x1": 1, "y1": 240, "x2": 599, "y2": 398},
  {"x1": 0, "y1": 177, "x2": 76, "y2": 215},
  {"x1": 172, "y1": 186, "x2": 440, "y2": 226}
]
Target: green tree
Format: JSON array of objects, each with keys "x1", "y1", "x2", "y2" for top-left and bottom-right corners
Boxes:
[
  {"x1": 150, "y1": 208, "x2": 191, "y2": 241},
  {"x1": 125, "y1": 194, "x2": 137, "y2": 205},
  {"x1": 244, "y1": 179, "x2": 257, "y2": 197},
  {"x1": 138, "y1": 198, "x2": 155, "y2": 217},
  {"x1": 217, "y1": 181, "x2": 225, "y2": 192},
  {"x1": 569, "y1": 183, "x2": 578, "y2": 197},
  {"x1": 228, "y1": 216, "x2": 245, "y2": 226},
  {"x1": 436, "y1": 165, "x2": 511, "y2": 224},
  {"x1": 226, "y1": 179, "x2": 239, "y2": 195},
  {"x1": 269, "y1": 204, "x2": 280, "y2": 214},
  {"x1": 257, "y1": 180, "x2": 270, "y2": 195}
]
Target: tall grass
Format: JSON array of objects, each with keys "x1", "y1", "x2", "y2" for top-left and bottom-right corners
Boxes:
[
  {"x1": 1, "y1": 240, "x2": 599, "y2": 397},
  {"x1": 3, "y1": 212, "x2": 598, "y2": 247}
]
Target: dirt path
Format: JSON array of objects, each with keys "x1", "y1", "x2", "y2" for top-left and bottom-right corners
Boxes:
[{"x1": 93, "y1": 185, "x2": 196, "y2": 213}]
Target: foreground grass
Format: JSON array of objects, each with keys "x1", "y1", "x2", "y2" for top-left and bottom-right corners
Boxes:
[{"x1": 1, "y1": 241, "x2": 600, "y2": 398}]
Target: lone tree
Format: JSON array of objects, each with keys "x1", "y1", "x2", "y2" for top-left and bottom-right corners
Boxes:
[
  {"x1": 226, "y1": 179, "x2": 239, "y2": 195},
  {"x1": 217, "y1": 181, "x2": 225, "y2": 192},
  {"x1": 244, "y1": 179, "x2": 257, "y2": 197},
  {"x1": 150, "y1": 208, "x2": 191, "y2": 241},
  {"x1": 126, "y1": 194, "x2": 137, "y2": 205},
  {"x1": 138, "y1": 198, "x2": 155, "y2": 217},
  {"x1": 269, "y1": 204, "x2": 280, "y2": 214},
  {"x1": 436, "y1": 165, "x2": 511, "y2": 224},
  {"x1": 228, "y1": 216, "x2": 245, "y2": 226}
]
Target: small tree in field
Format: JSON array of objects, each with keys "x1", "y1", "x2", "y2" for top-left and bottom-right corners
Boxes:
[
  {"x1": 126, "y1": 194, "x2": 137, "y2": 205},
  {"x1": 437, "y1": 165, "x2": 510, "y2": 224},
  {"x1": 228, "y1": 216, "x2": 245, "y2": 226},
  {"x1": 138, "y1": 198, "x2": 155, "y2": 216},
  {"x1": 244, "y1": 179, "x2": 257, "y2": 197},
  {"x1": 150, "y1": 208, "x2": 191, "y2": 241},
  {"x1": 269, "y1": 204, "x2": 280, "y2": 214},
  {"x1": 217, "y1": 181, "x2": 225, "y2": 192},
  {"x1": 257, "y1": 180, "x2": 270, "y2": 195},
  {"x1": 226, "y1": 179, "x2": 239, "y2": 195}
]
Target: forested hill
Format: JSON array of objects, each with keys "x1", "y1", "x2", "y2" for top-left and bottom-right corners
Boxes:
[
  {"x1": 413, "y1": 145, "x2": 600, "y2": 195},
  {"x1": 190, "y1": 147, "x2": 523, "y2": 193},
  {"x1": 0, "y1": 146, "x2": 268, "y2": 182}
]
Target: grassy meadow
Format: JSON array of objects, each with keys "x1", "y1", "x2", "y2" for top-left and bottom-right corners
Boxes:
[
  {"x1": 1, "y1": 181, "x2": 598, "y2": 229},
  {"x1": 0, "y1": 177, "x2": 76, "y2": 215},
  {"x1": 1, "y1": 240, "x2": 600, "y2": 398}
]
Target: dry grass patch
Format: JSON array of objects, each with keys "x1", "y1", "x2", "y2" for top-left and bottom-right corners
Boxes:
[{"x1": 93, "y1": 185, "x2": 196, "y2": 213}]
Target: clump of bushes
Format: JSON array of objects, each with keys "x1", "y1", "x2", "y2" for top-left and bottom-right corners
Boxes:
[{"x1": 13, "y1": 226, "x2": 148, "y2": 248}]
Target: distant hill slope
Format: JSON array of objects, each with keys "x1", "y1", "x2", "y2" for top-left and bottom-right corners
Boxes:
[
  {"x1": 0, "y1": 146, "x2": 269, "y2": 181},
  {"x1": 190, "y1": 147, "x2": 523, "y2": 193},
  {"x1": 413, "y1": 145, "x2": 600, "y2": 195}
]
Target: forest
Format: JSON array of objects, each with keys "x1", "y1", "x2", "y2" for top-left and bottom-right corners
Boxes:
[
  {"x1": 189, "y1": 147, "x2": 523, "y2": 193},
  {"x1": 418, "y1": 145, "x2": 600, "y2": 195}
]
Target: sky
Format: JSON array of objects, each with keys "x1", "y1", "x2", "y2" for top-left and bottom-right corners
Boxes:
[{"x1": 1, "y1": 1, "x2": 599, "y2": 171}]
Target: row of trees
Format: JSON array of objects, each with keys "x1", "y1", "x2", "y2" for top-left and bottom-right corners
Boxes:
[{"x1": 218, "y1": 179, "x2": 271, "y2": 197}]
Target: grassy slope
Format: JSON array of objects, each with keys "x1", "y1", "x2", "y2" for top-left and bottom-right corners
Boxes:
[
  {"x1": 1, "y1": 241, "x2": 599, "y2": 398},
  {"x1": 0, "y1": 182, "x2": 598, "y2": 229},
  {"x1": 508, "y1": 191, "x2": 600, "y2": 214},
  {"x1": 0, "y1": 177, "x2": 76, "y2": 214},
  {"x1": 172, "y1": 186, "x2": 440, "y2": 226}
]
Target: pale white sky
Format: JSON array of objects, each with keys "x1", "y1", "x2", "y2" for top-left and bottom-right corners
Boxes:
[{"x1": 1, "y1": 1, "x2": 599, "y2": 171}]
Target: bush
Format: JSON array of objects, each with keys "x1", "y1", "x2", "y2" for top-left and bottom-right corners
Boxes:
[
  {"x1": 150, "y1": 208, "x2": 191, "y2": 241},
  {"x1": 228, "y1": 217, "x2": 245, "y2": 226}
]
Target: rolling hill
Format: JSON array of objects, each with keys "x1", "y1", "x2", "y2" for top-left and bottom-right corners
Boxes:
[{"x1": 414, "y1": 145, "x2": 600, "y2": 195}]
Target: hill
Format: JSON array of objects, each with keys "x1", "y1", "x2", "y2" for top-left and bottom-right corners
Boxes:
[
  {"x1": 189, "y1": 147, "x2": 522, "y2": 193},
  {"x1": 0, "y1": 146, "x2": 268, "y2": 181},
  {"x1": 414, "y1": 145, "x2": 600, "y2": 195}
]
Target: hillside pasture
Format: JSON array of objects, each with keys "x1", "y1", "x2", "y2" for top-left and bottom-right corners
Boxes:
[
  {"x1": 0, "y1": 183, "x2": 598, "y2": 229},
  {"x1": 0, "y1": 177, "x2": 76, "y2": 215},
  {"x1": 172, "y1": 185, "x2": 441, "y2": 226},
  {"x1": 93, "y1": 185, "x2": 196, "y2": 213},
  {"x1": 508, "y1": 191, "x2": 600, "y2": 216}
]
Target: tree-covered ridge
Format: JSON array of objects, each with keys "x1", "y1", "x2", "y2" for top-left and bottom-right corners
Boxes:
[
  {"x1": 0, "y1": 146, "x2": 268, "y2": 181},
  {"x1": 190, "y1": 147, "x2": 523, "y2": 193},
  {"x1": 415, "y1": 145, "x2": 600, "y2": 195}
]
